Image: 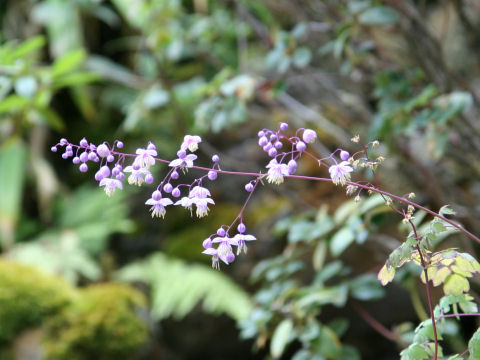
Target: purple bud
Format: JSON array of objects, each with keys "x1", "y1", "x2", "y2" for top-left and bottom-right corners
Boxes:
[
  {"x1": 172, "y1": 187, "x2": 181, "y2": 197},
  {"x1": 177, "y1": 150, "x2": 186, "y2": 159},
  {"x1": 274, "y1": 141, "x2": 283, "y2": 149},
  {"x1": 72, "y1": 156, "x2": 80, "y2": 164},
  {"x1": 115, "y1": 164, "x2": 123, "y2": 171},
  {"x1": 100, "y1": 166, "x2": 110, "y2": 177},
  {"x1": 208, "y1": 171, "x2": 218, "y2": 181},
  {"x1": 217, "y1": 228, "x2": 226, "y2": 237},
  {"x1": 89, "y1": 144, "x2": 97, "y2": 151},
  {"x1": 145, "y1": 173, "x2": 154, "y2": 184},
  {"x1": 270, "y1": 134, "x2": 277, "y2": 142},
  {"x1": 263, "y1": 143, "x2": 273, "y2": 152},
  {"x1": 96, "y1": 143, "x2": 110, "y2": 158},
  {"x1": 203, "y1": 238, "x2": 212, "y2": 249},
  {"x1": 171, "y1": 171, "x2": 179, "y2": 180},
  {"x1": 287, "y1": 159, "x2": 297, "y2": 174},
  {"x1": 279, "y1": 122, "x2": 289, "y2": 131},
  {"x1": 80, "y1": 138, "x2": 88, "y2": 147},
  {"x1": 258, "y1": 136, "x2": 268, "y2": 147},
  {"x1": 66, "y1": 150, "x2": 74, "y2": 157},
  {"x1": 106, "y1": 154, "x2": 115, "y2": 163},
  {"x1": 60, "y1": 138, "x2": 68, "y2": 145},
  {"x1": 302, "y1": 129, "x2": 317, "y2": 144},
  {"x1": 147, "y1": 142, "x2": 156, "y2": 151},
  {"x1": 268, "y1": 148, "x2": 277, "y2": 157},
  {"x1": 51, "y1": 146, "x2": 58, "y2": 152},
  {"x1": 237, "y1": 223, "x2": 246, "y2": 233},
  {"x1": 340, "y1": 150, "x2": 350, "y2": 161},
  {"x1": 257, "y1": 130, "x2": 265, "y2": 137},
  {"x1": 116, "y1": 141, "x2": 124, "y2": 149},
  {"x1": 79, "y1": 151, "x2": 88, "y2": 163},
  {"x1": 66, "y1": 145, "x2": 73, "y2": 152},
  {"x1": 112, "y1": 167, "x2": 120, "y2": 176},
  {"x1": 79, "y1": 163, "x2": 88, "y2": 172},
  {"x1": 133, "y1": 163, "x2": 140, "y2": 171},
  {"x1": 226, "y1": 252, "x2": 235, "y2": 263},
  {"x1": 116, "y1": 172, "x2": 125, "y2": 180},
  {"x1": 152, "y1": 190, "x2": 162, "y2": 201},
  {"x1": 93, "y1": 155, "x2": 100, "y2": 163},
  {"x1": 95, "y1": 171, "x2": 105, "y2": 181},
  {"x1": 296, "y1": 141, "x2": 306, "y2": 152},
  {"x1": 245, "y1": 183, "x2": 254, "y2": 192},
  {"x1": 62, "y1": 152, "x2": 69, "y2": 159},
  {"x1": 88, "y1": 152, "x2": 97, "y2": 161},
  {"x1": 212, "y1": 154, "x2": 220, "y2": 163},
  {"x1": 163, "y1": 183, "x2": 173, "y2": 193}
]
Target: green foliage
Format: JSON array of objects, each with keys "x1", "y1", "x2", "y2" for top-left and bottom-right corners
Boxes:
[
  {"x1": 0, "y1": 259, "x2": 72, "y2": 344},
  {"x1": 43, "y1": 283, "x2": 148, "y2": 360},
  {"x1": 116, "y1": 252, "x2": 252, "y2": 321}
]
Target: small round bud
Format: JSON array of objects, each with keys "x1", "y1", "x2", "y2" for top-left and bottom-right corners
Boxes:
[
  {"x1": 88, "y1": 152, "x2": 97, "y2": 161},
  {"x1": 145, "y1": 173, "x2": 154, "y2": 184},
  {"x1": 270, "y1": 134, "x2": 277, "y2": 142},
  {"x1": 302, "y1": 129, "x2": 317, "y2": 144},
  {"x1": 212, "y1": 154, "x2": 220, "y2": 163},
  {"x1": 112, "y1": 167, "x2": 120, "y2": 176},
  {"x1": 263, "y1": 143, "x2": 273, "y2": 152},
  {"x1": 296, "y1": 141, "x2": 306, "y2": 152},
  {"x1": 62, "y1": 152, "x2": 69, "y2": 159},
  {"x1": 116, "y1": 172, "x2": 125, "y2": 180},
  {"x1": 208, "y1": 171, "x2": 218, "y2": 181},
  {"x1": 237, "y1": 223, "x2": 246, "y2": 233},
  {"x1": 152, "y1": 190, "x2": 162, "y2": 201},
  {"x1": 226, "y1": 252, "x2": 235, "y2": 263},
  {"x1": 51, "y1": 146, "x2": 58, "y2": 152},
  {"x1": 60, "y1": 138, "x2": 68, "y2": 145},
  {"x1": 96, "y1": 143, "x2": 110, "y2": 158},
  {"x1": 66, "y1": 145, "x2": 73, "y2": 152},
  {"x1": 340, "y1": 150, "x2": 350, "y2": 161},
  {"x1": 171, "y1": 171, "x2": 179, "y2": 180},
  {"x1": 268, "y1": 148, "x2": 277, "y2": 157},
  {"x1": 93, "y1": 156, "x2": 99, "y2": 163},
  {"x1": 202, "y1": 238, "x2": 212, "y2": 249},
  {"x1": 287, "y1": 159, "x2": 297, "y2": 174},
  {"x1": 89, "y1": 144, "x2": 97, "y2": 151},
  {"x1": 163, "y1": 183, "x2": 173, "y2": 193},
  {"x1": 245, "y1": 183, "x2": 254, "y2": 192},
  {"x1": 172, "y1": 187, "x2": 181, "y2": 197},
  {"x1": 79, "y1": 163, "x2": 88, "y2": 172},
  {"x1": 147, "y1": 142, "x2": 156, "y2": 151},
  {"x1": 79, "y1": 152, "x2": 89, "y2": 163},
  {"x1": 94, "y1": 171, "x2": 104, "y2": 181},
  {"x1": 177, "y1": 150, "x2": 186, "y2": 159},
  {"x1": 72, "y1": 156, "x2": 80, "y2": 164},
  {"x1": 258, "y1": 136, "x2": 268, "y2": 147},
  {"x1": 279, "y1": 122, "x2": 289, "y2": 131},
  {"x1": 274, "y1": 141, "x2": 283, "y2": 149},
  {"x1": 257, "y1": 130, "x2": 265, "y2": 137},
  {"x1": 80, "y1": 138, "x2": 88, "y2": 147},
  {"x1": 217, "y1": 228, "x2": 226, "y2": 237},
  {"x1": 133, "y1": 163, "x2": 140, "y2": 171},
  {"x1": 116, "y1": 141, "x2": 124, "y2": 149},
  {"x1": 106, "y1": 154, "x2": 115, "y2": 163},
  {"x1": 100, "y1": 166, "x2": 110, "y2": 177}
]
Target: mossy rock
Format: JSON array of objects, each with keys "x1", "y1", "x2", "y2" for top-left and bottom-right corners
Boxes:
[
  {"x1": 0, "y1": 259, "x2": 72, "y2": 344},
  {"x1": 43, "y1": 283, "x2": 149, "y2": 360}
]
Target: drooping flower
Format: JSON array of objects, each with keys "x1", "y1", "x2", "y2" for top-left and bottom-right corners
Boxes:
[
  {"x1": 266, "y1": 159, "x2": 289, "y2": 185},
  {"x1": 329, "y1": 161, "x2": 353, "y2": 186},
  {"x1": 202, "y1": 247, "x2": 220, "y2": 270},
  {"x1": 212, "y1": 236, "x2": 237, "y2": 264},
  {"x1": 169, "y1": 152, "x2": 197, "y2": 170},
  {"x1": 181, "y1": 135, "x2": 202, "y2": 152},
  {"x1": 124, "y1": 164, "x2": 148, "y2": 186},
  {"x1": 99, "y1": 177, "x2": 123, "y2": 196},
  {"x1": 145, "y1": 190, "x2": 173, "y2": 218},
  {"x1": 134, "y1": 147, "x2": 157, "y2": 168},
  {"x1": 189, "y1": 186, "x2": 215, "y2": 218},
  {"x1": 233, "y1": 233, "x2": 257, "y2": 254},
  {"x1": 175, "y1": 196, "x2": 194, "y2": 213}
]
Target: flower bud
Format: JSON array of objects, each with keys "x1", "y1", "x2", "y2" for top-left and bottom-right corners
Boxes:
[
  {"x1": 302, "y1": 129, "x2": 317, "y2": 144},
  {"x1": 340, "y1": 150, "x2": 350, "y2": 161},
  {"x1": 96, "y1": 143, "x2": 110, "y2": 158}
]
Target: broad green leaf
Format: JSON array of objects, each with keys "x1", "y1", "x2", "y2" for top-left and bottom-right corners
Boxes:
[
  {"x1": 469, "y1": 327, "x2": 480, "y2": 359},
  {"x1": 359, "y1": 6, "x2": 399, "y2": 25},
  {"x1": 330, "y1": 227, "x2": 355, "y2": 257},
  {"x1": 378, "y1": 264, "x2": 395, "y2": 286},
  {"x1": 444, "y1": 274, "x2": 470, "y2": 296},
  {"x1": 297, "y1": 285, "x2": 348, "y2": 308},
  {"x1": 52, "y1": 48, "x2": 86, "y2": 77},
  {"x1": 52, "y1": 72, "x2": 101, "y2": 88},
  {"x1": 9, "y1": 35, "x2": 46, "y2": 61},
  {"x1": 0, "y1": 95, "x2": 29, "y2": 114},
  {"x1": 270, "y1": 319, "x2": 295, "y2": 358},
  {"x1": 439, "y1": 205, "x2": 456, "y2": 216},
  {"x1": 311, "y1": 326, "x2": 342, "y2": 358},
  {"x1": 350, "y1": 274, "x2": 385, "y2": 300}
]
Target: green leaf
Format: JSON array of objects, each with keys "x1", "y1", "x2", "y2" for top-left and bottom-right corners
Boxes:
[
  {"x1": 297, "y1": 285, "x2": 348, "y2": 308},
  {"x1": 0, "y1": 95, "x2": 29, "y2": 114},
  {"x1": 311, "y1": 325, "x2": 342, "y2": 358},
  {"x1": 439, "y1": 205, "x2": 456, "y2": 216},
  {"x1": 359, "y1": 6, "x2": 399, "y2": 25},
  {"x1": 350, "y1": 274, "x2": 385, "y2": 300},
  {"x1": 52, "y1": 72, "x2": 101, "y2": 88},
  {"x1": 292, "y1": 47, "x2": 312, "y2": 68},
  {"x1": 330, "y1": 227, "x2": 355, "y2": 256},
  {"x1": 444, "y1": 274, "x2": 470, "y2": 296},
  {"x1": 9, "y1": 35, "x2": 46, "y2": 61},
  {"x1": 52, "y1": 48, "x2": 86, "y2": 77},
  {"x1": 270, "y1": 319, "x2": 295, "y2": 358},
  {"x1": 378, "y1": 264, "x2": 395, "y2": 286},
  {"x1": 313, "y1": 241, "x2": 327, "y2": 270},
  {"x1": 469, "y1": 327, "x2": 480, "y2": 360}
]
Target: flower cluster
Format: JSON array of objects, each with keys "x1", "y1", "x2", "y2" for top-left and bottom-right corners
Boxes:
[{"x1": 53, "y1": 123, "x2": 373, "y2": 269}]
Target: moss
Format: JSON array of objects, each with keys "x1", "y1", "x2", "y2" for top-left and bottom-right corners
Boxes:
[
  {"x1": 0, "y1": 260, "x2": 72, "y2": 344},
  {"x1": 43, "y1": 283, "x2": 149, "y2": 360}
]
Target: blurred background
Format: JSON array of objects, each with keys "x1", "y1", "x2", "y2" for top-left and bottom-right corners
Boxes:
[{"x1": 1, "y1": 0, "x2": 480, "y2": 359}]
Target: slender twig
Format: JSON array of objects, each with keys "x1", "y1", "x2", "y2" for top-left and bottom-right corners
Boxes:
[{"x1": 352, "y1": 301, "x2": 398, "y2": 342}]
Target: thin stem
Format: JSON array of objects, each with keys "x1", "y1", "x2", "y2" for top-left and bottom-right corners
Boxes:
[{"x1": 352, "y1": 301, "x2": 398, "y2": 342}]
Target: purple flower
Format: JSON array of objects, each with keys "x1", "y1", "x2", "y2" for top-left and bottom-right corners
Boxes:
[
  {"x1": 124, "y1": 165, "x2": 149, "y2": 186},
  {"x1": 145, "y1": 193, "x2": 173, "y2": 218},
  {"x1": 266, "y1": 159, "x2": 289, "y2": 185},
  {"x1": 233, "y1": 233, "x2": 257, "y2": 254},
  {"x1": 189, "y1": 186, "x2": 215, "y2": 218},
  {"x1": 181, "y1": 135, "x2": 202, "y2": 152},
  {"x1": 169, "y1": 153, "x2": 197, "y2": 169},
  {"x1": 99, "y1": 178, "x2": 123, "y2": 196},
  {"x1": 202, "y1": 247, "x2": 220, "y2": 270},
  {"x1": 175, "y1": 196, "x2": 194, "y2": 213},
  {"x1": 329, "y1": 161, "x2": 353, "y2": 186},
  {"x1": 340, "y1": 150, "x2": 350, "y2": 161},
  {"x1": 303, "y1": 129, "x2": 317, "y2": 144},
  {"x1": 134, "y1": 147, "x2": 157, "y2": 168},
  {"x1": 212, "y1": 236, "x2": 237, "y2": 264}
]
